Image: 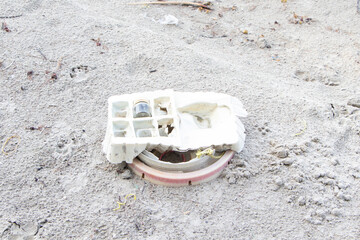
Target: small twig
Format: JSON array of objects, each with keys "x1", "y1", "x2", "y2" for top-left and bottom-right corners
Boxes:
[
  {"x1": 0, "y1": 14, "x2": 23, "y2": 19},
  {"x1": 91, "y1": 38, "x2": 102, "y2": 46},
  {"x1": 128, "y1": 1, "x2": 212, "y2": 10},
  {"x1": 3, "y1": 61, "x2": 14, "y2": 70},
  {"x1": 55, "y1": 56, "x2": 63, "y2": 71},
  {"x1": 37, "y1": 49, "x2": 48, "y2": 61},
  {"x1": 200, "y1": 34, "x2": 228, "y2": 39}
]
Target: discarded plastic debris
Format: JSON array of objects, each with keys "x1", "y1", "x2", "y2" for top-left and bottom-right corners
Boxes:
[
  {"x1": 196, "y1": 147, "x2": 224, "y2": 159},
  {"x1": 158, "y1": 15, "x2": 179, "y2": 25},
  {"x1": 2, "y1": 135, "x2": 21, "y2": 155},
  {"x1": 294, "y1": 120, "x2": 307, "y2": 136},
  {"x1": 128, "y1": 150, "x2": 235, "y2": 186},
  {"x1": 113, "y1": 193, "x2": 136, "y2": 211},
  {"x1": 102, "y1": 89, "x2": 247, "y2": 186}
]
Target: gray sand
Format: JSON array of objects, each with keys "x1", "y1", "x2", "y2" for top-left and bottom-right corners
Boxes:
[{"x1": 1, "y1": 0, "x2": 360, "y2": 239}]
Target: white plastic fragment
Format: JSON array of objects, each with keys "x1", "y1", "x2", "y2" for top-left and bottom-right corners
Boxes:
[
  {"x1": 102, "y1": 89, "x2": 247, "y2": 163},
  {"x1": 158, "y1": 15, "x2": 179, "y2": 25}
]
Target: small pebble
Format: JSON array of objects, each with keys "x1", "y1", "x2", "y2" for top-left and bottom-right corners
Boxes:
[
  {"x1": 331, "y1": 208, "x2": 342, "y2": 216},
  {"x1": 121, "y1": 169, "x2": 132, "y2": 179},
  {"x1": 276, "y1": 149, "x2": 289, "y2": 159},
  {"x1": 326, "y1": 172, "x2": 336, "y2": 179},
  {"x1": 321, "y1": 179, "x2": 335, "y2": 186},
  {"x1": 57, "y1": 142, "x2": 65, "y2": 148},
  {"x1": 286, "y1": 196, "x2": 295, "y2": 203},
  {"x1": 282, "y1": 158, "x2": 294, "y2": 166},
  {"x1": 305, "y1": 216, "x2": 322, "y2": 225},
  {"x1": 274, "y1": 177, "x2": 284, "y2": 187},
  {"x1": 293, "y1": 147, "x2": 303, "y2": 155},
  {"x1": 337, "y1": 181, "x2": 349, "y2": 189},
  {"x1": 314, "y1": 171, "x2": 326, "y2": 179},
  {"x1": 329, "y1": 159, "x2": 339, "y2": 166},
  {"x1": 298, "y1": 196, "x2": 306, "y2": 206},
  {"x1": 228, "y1": 176, "x2": 237, "y2": 184},
  {"x1": 299, "y1": 145, "x2": 307, "y2": 153},
  {"x1": 235, "y1": 160, "x2": 245, "y2": 167},
  {"x1": 343, "y1": 194, "x2": 352, "y2": 201},
  {"x1": 243, "y1": 171, "x2": 251, "y2": 179},
  {"x1": 337, "y1": 192, "x2": 351, "y2": 201},
  {"x1": 311, "y1": 137, "x2": 320, "y2": 143},
  {"x1": 257, "y1": 38, "x2": 271, "y2": 49},
  {"x1": 316, "y1": 209, "x2": 328, "y2": 219},
  {"x1": 312, "y1": 196, "x2": 324, "y2": 205},
  {"x1": 294, "y1": 175, "x2": 304, "y2": 183}
]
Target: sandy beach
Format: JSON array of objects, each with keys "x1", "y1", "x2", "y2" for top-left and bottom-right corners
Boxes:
[{"x1": 1, "y1": 0, "x2": 360, "y2": 239}]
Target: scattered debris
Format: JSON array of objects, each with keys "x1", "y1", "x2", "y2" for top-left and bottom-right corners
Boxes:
[
  {"x1": 290, "y1": 13, "x2": 313, "y2": 25},
  {"x1": 347, "y1": 97, "x2": 360, "y2": 108},
  {"x1": 159, "y1": 14, "x2": 179, "y2": 25},
  {"x1": 294, "y1": 120, "x2": 307, "y2": 136},
  {"x1": 128, "y1": 1, "x2": 213, "y2": 10},
  {"x1": 272, "y1": 146, "x2": 289, "y2": 158},
  {"x1": 271, "y1": 55, "x2": 280, "y2": 62},
  {"x1": 91, "y1": 38, "x2": 102, "y2": 46},
  {"x1": 25, "y1": 126, "x2": 51, "y2": 131},
  {"x1": 121, "y1": 169, "x2": 133, "y2": 179},
  {"x1": 3, "y1": 60, "x2": 14, "y2": 70},
  {"x1": 113, "y1": 193, "x2": 136, "y2": 211},
  {"x1": 1, "y1": 22, "x2": 11, "y2": 32},
  {"x1": 294, "y1": 70, "x2": 314, "y2": 82},
  {"x1": 56, "y1": 57, "x2": 63, "y2": 71},
  {"x1": 281, "y1": 0, "x2": 287, "y2": 3},
  {"x1": 242, "y1": 29, "x2": 248, "y2": 34},
  {"x1": 0, "y1": 14, "x2": 23, "y2": 19},
  {"x1": 27, "y1": 70, "x2": 34, "y2": 79},
  {"x1": 274, "y1": 176, "x2": 284, "y2": 187},
  {"x1": 70, "y1": 65, "x2": 93, "y2": 82},
  {"x1": 282, "y1": 158, "x2": 294, "y2": 166},
  {"x1": 50, "y1": 72, "x2": 58, "y2": 81},
  {"x1": 1, "y1": 135, "x2": 21, "y2": 155},
  {"x1": 324, "y1": 77, "x2": 340, "y2": 86},
  {"x1": 37, "y1": 49, "x2": 48, "y2": 61},
  {"x1": 248, "y1": 5, "x2": 257, "y2": 11},
  {"x1": 196, "y1": 148, "x2": 224, "y2": 159},
  {"x1": 228, "y1": 175, "x2": 237, "y2": 184},
  {"x1": 183, "y1": 211, "x2": 190, "y2": 215},
  {"x1": 200, "y1": 34, "x2": 228, "y2": 39},
  {"x1": 256, "y1": 38, "x2": 271, "y2": 49}
]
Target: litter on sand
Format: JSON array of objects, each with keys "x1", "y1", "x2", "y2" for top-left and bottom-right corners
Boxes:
[
  {"x1": 158, "y1": 15, "x2": 179, "y2": 25},
  {"x1": 103, "y1": 89, "x2": 247, "y2": 186}
]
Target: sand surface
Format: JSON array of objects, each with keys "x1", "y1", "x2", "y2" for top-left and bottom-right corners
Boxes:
[{"x1": 1, "y1": 0, "x2": 360, "y2": 239}]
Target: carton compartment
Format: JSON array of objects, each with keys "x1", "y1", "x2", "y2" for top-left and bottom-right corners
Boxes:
[
  {"x1": 112, "y1": 101, "x2": 129, "y2": 118},
  {"x1": 158, "y1": 118, "x2": 175, "y2": 137},
  {"x1": 154, "y1": 97, "x2": 172, "y2": 116},
  {"x1": 133, "y1": 120, "x2": 157, "y2": 138},
  {"x1": 113, "y1": 121, "x2": 133, "y2": 137}
]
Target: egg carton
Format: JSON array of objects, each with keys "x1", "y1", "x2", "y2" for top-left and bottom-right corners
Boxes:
[{"x1": 103, "y1": 89, "x2": 247, "y2": 163}]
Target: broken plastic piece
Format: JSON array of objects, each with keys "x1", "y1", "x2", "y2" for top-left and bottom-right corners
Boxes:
[
  {"x1": 128, "y1": 150, "x2": 235, "y2": 186},
  {"x1": 158, "y1": 15, "x2": 179, "y2": 25}
]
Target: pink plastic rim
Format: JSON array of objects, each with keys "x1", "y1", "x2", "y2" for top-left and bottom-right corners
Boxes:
[{"x1": 128, "y1": 150, "x2": 235, "y2": 186}]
